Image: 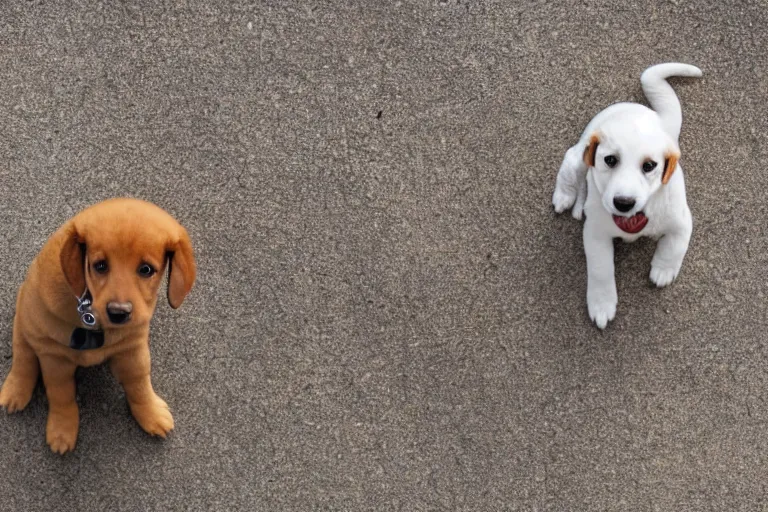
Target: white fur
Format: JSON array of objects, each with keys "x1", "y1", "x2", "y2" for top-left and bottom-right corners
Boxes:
[{"x1": 552, "y1": 63, "x2": 702, "y2": 329}]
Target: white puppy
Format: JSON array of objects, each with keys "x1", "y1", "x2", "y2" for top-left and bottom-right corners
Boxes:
[{"x1": 552, "y1": 63, "x2": 702, "y2": 329}]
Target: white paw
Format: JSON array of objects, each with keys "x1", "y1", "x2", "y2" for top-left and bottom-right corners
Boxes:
[
  {"x1": 650, "y1": 265, "x2": 679, "y2": 287},
  {"x1": 588, "y1": 296, "x2": 617, "y2": 329},
  {"x1": 571, "y1": 199, "x2": 585, "y2": 220},
  {"x1": 552, "y1": 187, "x2": 576, "y2": 214}
]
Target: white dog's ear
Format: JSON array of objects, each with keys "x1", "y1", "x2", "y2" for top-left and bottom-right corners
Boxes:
[
  {"x1": 661, "y1": 151, "x2": 680, "y2": 185},
  {"x1": 583, "y1": 133, "x2": 600, "y2": 167}
]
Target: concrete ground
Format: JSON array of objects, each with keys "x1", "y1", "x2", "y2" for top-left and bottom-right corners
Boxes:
[{"x1": 0, "y1": 1, "x2": 766, "y2": 510}]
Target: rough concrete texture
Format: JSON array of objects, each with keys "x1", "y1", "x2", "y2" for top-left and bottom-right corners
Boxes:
[{"x1": 0, "y1": 1, "x2": 766, "y2": 510}]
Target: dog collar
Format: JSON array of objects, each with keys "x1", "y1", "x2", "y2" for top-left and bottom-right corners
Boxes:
[
  {"x1": 70, "y1": 288, "x2": 104, "y2": 350},
  {"x1": 70, "y1": 327, "x2": 104, "y2": 350},
  {"x1": 76, "y1": 288, "x2": 97, "y2": 327}
]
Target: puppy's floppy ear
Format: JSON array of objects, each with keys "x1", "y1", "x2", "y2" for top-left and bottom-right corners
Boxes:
[
  {"x1": 60, "y1": 223, "x2": 86, "y2": 296},
  {"x1": 662, "y1": 151, "x2": 680, "y2": 185},
  {"x1": 166, "y1": 225, "x2": 196, "y2": 309},
  {"x1": 583, "y1": 133, "x2": 600, "y2": 167}
]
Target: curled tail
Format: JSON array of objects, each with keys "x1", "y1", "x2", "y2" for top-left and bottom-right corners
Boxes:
[{"x1": 640, "y1": 63, "x2": 702, "y2": 141}]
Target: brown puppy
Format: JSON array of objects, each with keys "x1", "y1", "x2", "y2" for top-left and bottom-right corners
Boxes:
[{"x1": 0, "y1": 198, "x2": 195, "y2": 454}]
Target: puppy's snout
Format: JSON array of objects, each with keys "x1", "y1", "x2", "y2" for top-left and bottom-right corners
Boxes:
[
  {"x1": 613, "y1": 196, "x2": 636, "y2": 213},
  {"x1": 106, "y1": 302, "x2": 133, "y2": 325}
]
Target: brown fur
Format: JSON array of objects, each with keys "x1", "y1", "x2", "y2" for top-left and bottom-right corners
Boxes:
[
  {"x1": 583, "y1": 133, "x2": 600, "y2": 167},
  {"x1": 0, "y1": 198, "x2": 196, "y2": 454},
  {"x1": 662, "y1": 151, "x2": 680, "y2": 185}
]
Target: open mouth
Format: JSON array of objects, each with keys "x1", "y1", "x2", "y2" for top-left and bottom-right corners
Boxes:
[{"x1": 613, "y1": 212, "x2": 648, "y2": 234}]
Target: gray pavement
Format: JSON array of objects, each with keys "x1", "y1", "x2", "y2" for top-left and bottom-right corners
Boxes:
[{"x1": 0, "y1": 1, "x2": 766, "y2": 510}]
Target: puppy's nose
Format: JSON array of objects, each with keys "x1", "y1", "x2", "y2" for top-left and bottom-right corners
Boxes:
[
  {"x1": 613, "y1": 196, "x2": 636, "y2": 213},
  {"x1": 106, "y1": 302, "x2": 133, "y2": 325}
]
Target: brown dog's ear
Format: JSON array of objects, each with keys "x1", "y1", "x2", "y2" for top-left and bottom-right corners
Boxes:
[
  {"x1": 662, "y1": 151, "x2": 680, "y2": 185},
  {"x1": 167, "y1": 226, "x2": 196, "y2": 309},
  {"x1": 583, "y1": 133, "x2": 600, "y2": 167},
  {"x1": 60, "y1": 223, "x2": 86, "y2": 296}
]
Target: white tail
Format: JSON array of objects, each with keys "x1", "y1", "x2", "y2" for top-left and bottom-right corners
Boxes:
[{"x1": 640, "y1": 63, "x2": 702, "y2": 141}]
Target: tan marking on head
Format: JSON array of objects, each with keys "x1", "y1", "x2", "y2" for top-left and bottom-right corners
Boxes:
[
  {"x1": 583, "y1": 133, "x2": 600, "y2": 167},
  {"x1": 662, "y1": 151, "x2": 680, "y2": 185}
]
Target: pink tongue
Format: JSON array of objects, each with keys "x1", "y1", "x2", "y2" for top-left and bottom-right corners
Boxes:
[{"x1": 613, "y1": 212, "x2": 648, "y2": 234}]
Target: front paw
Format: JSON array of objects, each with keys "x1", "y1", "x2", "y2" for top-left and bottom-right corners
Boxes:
[
  {"x1": 46, "y1": 407, "x2": 79, "y2": 454},
  {"x1": 587, "y1": 294, "x2": 617, "y2": 329},
  {"x1": 571, "y1": 198, "x2": 585, "y2": 220},
  {"x1": 650, "y1": 265, "x2": 680, "y2": 287},
  {"x1": 0, "y1": 375, "x2": 35, "y2": 413},
  {"x1": 130, "y1": 395, "x2": 174, "y2": 438},
  {"x1": 552, "y1": 187, "x2": 576, "y2": 214}
]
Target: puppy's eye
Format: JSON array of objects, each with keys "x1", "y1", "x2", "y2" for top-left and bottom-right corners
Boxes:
[
  {"x1": 138, "y1": 263, "x2": 156, "y2": 278},
  {"x1": 93, "y1": 260, "x2": 108, "y2": 274},
  {"x1": 642, "y1": 160, "x2": 657, "y2": 173},
  {"x1": 604, "y1": 155, "x2": 618, "y2": 168}
]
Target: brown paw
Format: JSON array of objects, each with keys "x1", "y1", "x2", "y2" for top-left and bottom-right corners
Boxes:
[
  {"x1": 131, "y1": 396, "x2": 174, "y2": 438},
  {"x1": 46, "y1": 408, "x2": 79, "y2": 454},
  {"x1": 0, "y1": 375, "x2": 35, "y2": 413}
]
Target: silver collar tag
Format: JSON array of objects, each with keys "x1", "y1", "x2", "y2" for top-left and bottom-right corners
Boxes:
[{"x1": 77, "y1": 289, "x2": 97, "y2": 328}]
